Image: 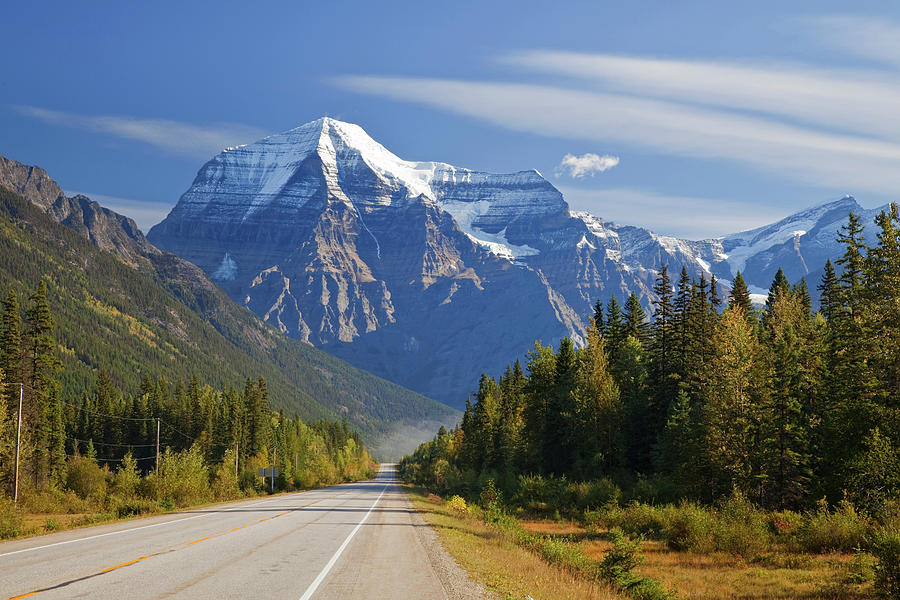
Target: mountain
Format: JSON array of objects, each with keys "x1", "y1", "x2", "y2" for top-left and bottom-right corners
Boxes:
[
  {"x1": 149, "y1": 117, "x2": 882, "y2": 407},
  {"x1": 0, "y1": 155, "x2": 458, "y2": 457}
]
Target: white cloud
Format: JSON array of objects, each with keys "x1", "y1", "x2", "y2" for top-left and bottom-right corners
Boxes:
[
  {"x1": 502, "y1": 50, "x2": 900, "y2": 141},
  {"x1": 801, "y1": 15, "x2": 900, "y2": 67},
  {"x1": 335, "y1": 76, "x2": 900, "y2": 195},
  {"x1": 557, "y1": 186, "x2": 786, "y2": 240},
  {"x1": 557, "y1": 153, "x2": 619, "y2": 178},
  {"x1": 66, "y1": 190, "x2": 173, "y2": 233},
  {"x1": 16, "y1": 106, "x2": 268, "y2": 159}
]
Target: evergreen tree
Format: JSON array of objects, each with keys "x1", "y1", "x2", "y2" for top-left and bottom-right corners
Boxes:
[
  {"x1": 522, "y1": 342, "x2": 556, "y2": 474},
  {"x1": 624, "y1": 292, "x2": 649, "y2": 344},
  {"x1": 728, "y1": 272, "x2": 754, "y2": 322},
  {"x1": 0, "y1": 291, "x2": 22, "y2": 410},
  {"x1": 604, "y1": 295, "x2": 625, "y2": 355},
  {"x1": 545, "y1": 338, "x2": 578, "y2": 475}
]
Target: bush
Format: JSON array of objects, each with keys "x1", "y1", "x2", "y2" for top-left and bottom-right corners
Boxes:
[
  {"x1": 146, "y1": 446, "x2": 211, "y2": 508},
  {"x1": 600, "y1": 528, "x2": 673, "y2": 600},
  {"x1": 66, "y1": 456, "x2": 109, "y2": 503},
  {"x1": 112, "y1": 454, "x2": 141, "y2": 500},
  {"x1": 115, "y1": 499, "x2": 156, "y2": 518},
  {"x1": 446, "y1": 495, "x2": 469, "y2": 515},
  {"x1": 618, "y1": 502, "x2": 668, "y2": 538},
  {"x1": 663, "y1": 501, "x2": 715, "y2": 553},
  {"x1": 713, "y1": 489, "x2": 771, "y2": 557},
  {"x1": 871, "y1": 530, "x2": 900, "y2": 598},
  {"x1": 800, "y1": 499, "x2": 869, "y2": 553},
  {"x1": 569, "y1": 478, "x2": 621, "y2": 510},
  {"x1": 517, "y1": 473, "x2": 550, "y2": 512},
  {"x1": 0, "y1": 497, "x2": 22, "y2": 539}
]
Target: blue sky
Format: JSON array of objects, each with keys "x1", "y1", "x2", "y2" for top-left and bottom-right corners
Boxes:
[{"x1": 3, "y1": 1, "x2": 899, "y2": 238}]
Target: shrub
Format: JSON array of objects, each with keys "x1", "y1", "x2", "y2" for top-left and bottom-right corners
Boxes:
[
  {"x1": 618, "y1": 502, "x2": 668, "y2": 538},
  {"x1": 570, "y1": 478, "x2": 621, "y2": 510},
  {"x1": 44, "y1": 517, "x2": 59, "y2": 531},
  {"x1": 146, "y1": 446, "x2": 211, "y2": 508},
  {"x1": 446, "y1": 495, "x2": 469, "y2": 515},
  {"x1": 663, "y1": 501, "x2": 715, "y2": 553},
  {"x1": 871, "y1": 530, "x2": 900, "y2": 598},
  {"x1": 600, "y1": 528, "x2": 673, "y2": 600},
  {"x1": 800, "y1": 499, "x2": 869, "y2": 553},
  {"x1": 65, "y1": 456, "x2": 109, "y2": 503},
  {"x1": 112, "y1": 453, "x2": 140, "y2": 500},
  {"x1": 0, "y1": 497, "x2": 22, "y2": 539},
  {"x1": 517, "y1": 473, "x2": 550, "y2": 512},
  {"x1": 713, "y1": 489, "x2": 771, "y2": 557},
  {"x1": 115, "y1": 499, "x2": 156, "y2": 518}
]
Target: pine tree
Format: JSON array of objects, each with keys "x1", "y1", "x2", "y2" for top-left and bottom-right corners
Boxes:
[
  {"x1": 728, "y1": 272, "x2": 754, "y2": 322},
  {"x1": 23, "y1": 281, "x2": 61, "y2": 486},
  {"x1": 818, "y1": 260, "x2": 840, "y2": 322},
  {"x1": 650, "y1": 265, "x2": 676, "y2": 445},
  {"x1": 522, "y1": 342, "x2": 556, "y2": 473},
  {"x1": 593, "y1": 299, "x2": 604, "y2": 331},
  {"x1": 545, "y1": 338, "x2": 578, "y2": 475},
  {"x1": 624, "y1": 292, "x2": 649, "y2": 344},
  {"x1": 765, "y1": 268, "x2": 791, "y2": 314},
  {"x1": 604, "y1": 295, "x2": 625, "y2": 355},
  {"x1": 0, "y1": 291, "x2": 22, "y2": 411}
]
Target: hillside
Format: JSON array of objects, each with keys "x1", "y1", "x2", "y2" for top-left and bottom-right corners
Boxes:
[{"x1": 0, "y1": 178, "x2": 457, "y2": 457}]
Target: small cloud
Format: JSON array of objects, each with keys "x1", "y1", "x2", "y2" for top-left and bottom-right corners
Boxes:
[{"x1": 557, "y1": 153, "x2": 619, "y2": 178}]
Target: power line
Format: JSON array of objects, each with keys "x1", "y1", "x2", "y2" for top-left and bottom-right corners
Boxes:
[
  {"x1": 68, "y1": 437, "x2": 157, "y2": 449},
  {"x1": 60, "y1": 399, "x2": 155, "y2": 422}
]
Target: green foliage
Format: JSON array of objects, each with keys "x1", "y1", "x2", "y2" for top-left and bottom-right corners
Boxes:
[
  {"x1": 146, "y1": 446, "x2": 210, "y2": 508},
  {"x1": 0, "y1": 495, "x2": 22, "y2": 539},
  {"x1": 799, "y1": 499, "x2": 870, "y2": 553},
  {"x1": 871, "y1": 529, "x2": 900, "y2": 598},
  {"x1": 600, "y1": 528, "x2": 673, "y2": 600},
  {"x1": 65, "y1": 456, "x2": 108, "y2": 502}
]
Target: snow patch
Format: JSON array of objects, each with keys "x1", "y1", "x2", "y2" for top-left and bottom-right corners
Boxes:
[
  {"x1": 212, "y1": 252, "x2": 237, "y2": 281},
  {"x1": 439, "y1": 199, "x2": 539, "y2": 261}
]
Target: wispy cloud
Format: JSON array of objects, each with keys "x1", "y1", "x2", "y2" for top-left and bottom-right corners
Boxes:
[
  {"x1": 502, "y1": 50, "x2": 900, "y2": 141},
  {"x1": 558, "y1": 186, "x2": 785, "y2": 239},
  {"x1": 801, "y1": 15, "x2": 900, "y2": 67},
  {"x1": 557, "y1": 153, "x2": 619, "y2": 178},
  {"x1": 66, "y1": 190, "x2": 173, "y2": 233},
  {"x1": 336, "y1": 76, "x2": 900, "y2": 195},
  {"x1": 15, "y1": 106, "x2": 268, "y2": 159}
]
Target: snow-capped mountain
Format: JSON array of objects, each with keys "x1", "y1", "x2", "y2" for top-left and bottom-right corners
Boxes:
[{"x1": 149, "y1": 117, "x2": 881, "y2": 407}]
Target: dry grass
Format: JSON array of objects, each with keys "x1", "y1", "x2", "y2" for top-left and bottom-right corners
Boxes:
[
  {"x1": 520, "y1": 516, "x2": 874, "y2": 600},
  {"x1": 407, "y1": 487, "x2": 624, "y2": 600}
]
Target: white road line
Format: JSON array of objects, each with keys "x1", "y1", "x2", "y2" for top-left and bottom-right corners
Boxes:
[
  {"x1": 0, "y1": 490, "x2": 338, "y2": 559},
  {"x1": 298, "y1": 485, "x2": 389, "y2": 600}
]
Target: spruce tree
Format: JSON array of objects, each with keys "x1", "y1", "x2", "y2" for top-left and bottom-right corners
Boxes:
[
  {"x1": 728, "y1": 272, "x2": 754, "y2": 321},
  {"x1": 545, "y1": 337, "x2": 578, "y2": 475},
  {"x1": 624, "y1": 292, "x2": 649, "y2": 344},
  {"x1": 0, "y1": 291, "x2": 22, "y2": 410}
]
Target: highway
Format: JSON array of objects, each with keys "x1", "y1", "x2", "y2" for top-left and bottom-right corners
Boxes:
[{"x1": 0, "y1": 464, "x2": 482, "y2": 599}]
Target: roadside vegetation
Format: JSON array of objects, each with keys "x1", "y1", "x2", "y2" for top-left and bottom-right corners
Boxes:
[
  {"x1": 0, "y1": 280, "x2": 377, "y2": 540},
  {"x1": 402, "y1": 208, "x2": 900, "y2": 599}
]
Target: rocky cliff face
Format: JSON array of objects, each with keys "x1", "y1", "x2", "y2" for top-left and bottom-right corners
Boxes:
[
  {"x1": 148, "y1": 117, "x2": 883, "y2": 407},
  {"x1": 147, "y1": 118, "x2": 707, "y2": 406}
]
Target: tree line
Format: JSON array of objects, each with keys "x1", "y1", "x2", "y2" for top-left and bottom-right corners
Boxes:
[
  {"x1": 402, "y1": 206, "x2": 900, "y2": 513},
  {"x1": 0, "y1": 281, "x2": 375, "y2": 502}
]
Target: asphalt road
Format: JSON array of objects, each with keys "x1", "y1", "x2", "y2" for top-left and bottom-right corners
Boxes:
[{"x1": 0, "y1": 464, "x2": 471, "y2": 599}]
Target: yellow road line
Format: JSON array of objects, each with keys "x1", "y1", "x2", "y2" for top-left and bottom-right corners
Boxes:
[{"x1": 187, "y1": 537, "x2": 210, "y2": 545}]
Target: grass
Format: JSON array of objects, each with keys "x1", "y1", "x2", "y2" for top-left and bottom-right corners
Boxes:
[
  {"x1": 406, "y1": 487, "x2": 624, "y2": 600},
  {"x1": 406, "y1": 487, "x2": 876, "y2": 600},
  {"x1": 521, "y1": 519, "x2": 874, "y2": 599}
]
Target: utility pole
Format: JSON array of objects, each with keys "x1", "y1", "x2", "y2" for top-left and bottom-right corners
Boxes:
[
  {"x1": 272, "y1": 447, "x2": 276, "y2": 493},
  {"x1": 235, "y1": 441, "x2": 239, "y2": 478},
  {"x1": 155, "y1": 418, "x2": 160, "y2": 475}
]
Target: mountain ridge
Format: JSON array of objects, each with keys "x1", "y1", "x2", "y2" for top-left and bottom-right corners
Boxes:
[
  {"x1": 0, "y1": 153, "x2": 458, "y2": 457},
  {"x1": 143, "y1": 117, "x2": 888, "y2": 406}
]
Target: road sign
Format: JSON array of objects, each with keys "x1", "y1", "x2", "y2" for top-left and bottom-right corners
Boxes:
[{"x1": 257, "y1": 467, "x2": 280, "y2": 478}]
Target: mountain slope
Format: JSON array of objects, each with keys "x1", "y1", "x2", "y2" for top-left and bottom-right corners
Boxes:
[
  {"x1": 0, "y1": 157, "x2": 457, "y2": 456},
  {"x1": 148, "y1": 117, "x2": 881, "y2": 407}
]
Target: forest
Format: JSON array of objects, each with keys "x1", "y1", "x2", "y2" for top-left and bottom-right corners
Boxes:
[
  {"x1": 0, "y1": 280, "x2": 376, "y2": 538},
  {"x1": 401, "y1": 207, "x2": 900, "y2": 597}
]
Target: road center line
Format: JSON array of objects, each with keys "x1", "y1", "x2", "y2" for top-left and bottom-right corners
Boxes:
[
  {"x1": 0, "y1": 491, "x2": 338, "y2": 559},
  {"x1": 297, "y1": 484, "x2": 389, "y2": 600}
]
